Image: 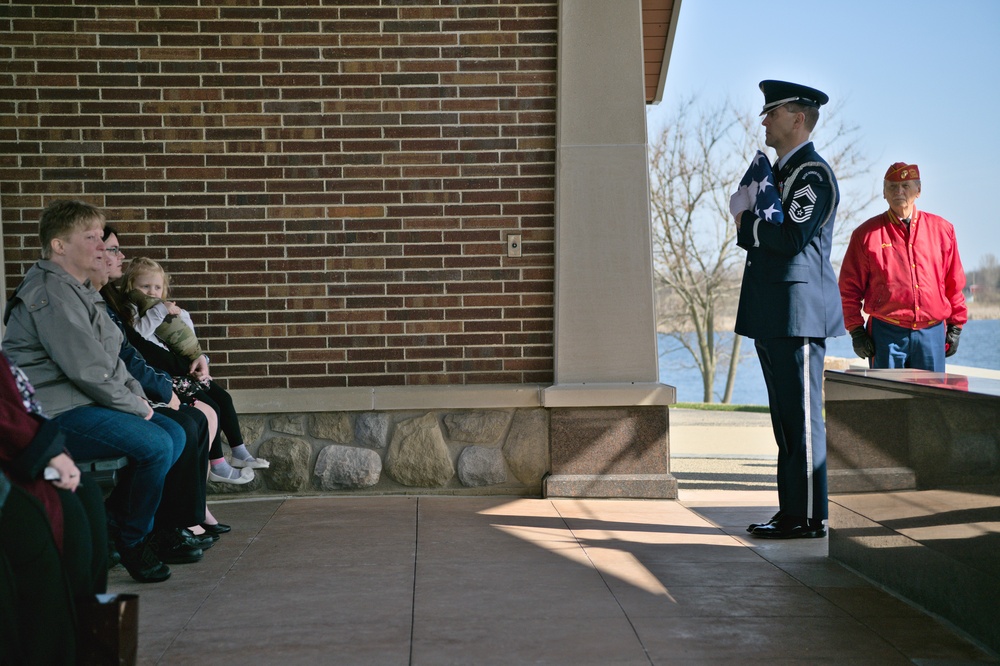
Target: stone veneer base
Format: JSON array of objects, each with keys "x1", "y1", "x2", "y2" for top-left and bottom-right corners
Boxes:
[{"x1": 218, "y1": 387, "x2": 677, "y2": 498}]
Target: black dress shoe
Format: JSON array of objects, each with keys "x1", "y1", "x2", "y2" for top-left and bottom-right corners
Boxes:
[
  {"x1": 179, "y1": 527, "x2": 217, "y2": 549},
  {"x1": 151, "y1": 530, "x2": 204, "y2": 564},
  {"x1": 119, "y1": 538, "x2": 171, "y2": 583},
  {"x1": 747, "y1": 511, "x2": 783, "y2": 533},
  {"x1": 107, "y1": 539, "x2": 122, "y2": 569},
  {"x1": 749, "y1": 516, "x2": 825, "y2": 539},
  {"x1": 200, "y1": 522, "x2": 231, "y2": 535}
]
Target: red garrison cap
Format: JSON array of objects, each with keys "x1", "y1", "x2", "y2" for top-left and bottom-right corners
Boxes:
[{"x1": 884, "y1": 162, "x2": 920, "y2": 182}]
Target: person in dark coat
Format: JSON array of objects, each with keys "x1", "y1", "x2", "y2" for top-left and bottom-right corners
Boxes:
[
  {"x1": 0, "y1": 350, "x2": 108, "y2": 665},
  {"x1": 87, "y1": 247, "x2": 215, "y2": 564},
  {"x1": 730, "y1": 80, "x2": 846, "y2": 539}
]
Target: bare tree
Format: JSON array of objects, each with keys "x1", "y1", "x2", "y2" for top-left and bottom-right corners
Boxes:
[
  {"x1": 650, "y1": 97, "x2": 877, "y2": 403},
  {"x1": 968, "y1": 253, "x2": 1000, "y2": 303}
]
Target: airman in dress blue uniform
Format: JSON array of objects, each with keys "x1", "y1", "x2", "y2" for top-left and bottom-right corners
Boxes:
[{"x1": 731, "y1": 80, "x2": 845, "y2": 538}]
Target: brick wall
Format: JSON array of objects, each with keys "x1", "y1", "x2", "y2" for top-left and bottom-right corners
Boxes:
[{"x1": 0, "y1": 0, "x2": 557, "y2": 390}]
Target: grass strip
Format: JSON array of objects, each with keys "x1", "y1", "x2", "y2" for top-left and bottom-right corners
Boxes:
[{"x1": 673, "y1": 402, "x2": 769, "y2": 413}]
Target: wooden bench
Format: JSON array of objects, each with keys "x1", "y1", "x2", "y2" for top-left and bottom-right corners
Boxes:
[{"x1": 824, "y1": 368, "x2": 1000, "y2": 655}]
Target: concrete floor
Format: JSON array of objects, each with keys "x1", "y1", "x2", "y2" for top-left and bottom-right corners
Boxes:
[
  {"x1": 109, "y1": 489, "x2": 1000, "y2": 665},
  {"x1": 106, "y1": 411, "x2": 999, "y2": 664}
]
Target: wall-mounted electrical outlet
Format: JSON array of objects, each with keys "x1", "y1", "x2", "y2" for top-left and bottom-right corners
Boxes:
[{"x1": 507, "y1": 234, "x2": 522, "y2": 258}]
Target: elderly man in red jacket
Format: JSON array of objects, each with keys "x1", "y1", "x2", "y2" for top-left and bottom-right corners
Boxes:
[{"x1": 839, "y1": 162, "x2": 967, "y2": 371}]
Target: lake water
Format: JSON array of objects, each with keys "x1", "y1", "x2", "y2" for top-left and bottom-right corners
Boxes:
[{"x1": 659, "y1": 319, "x2": 1000, "y2": 405}]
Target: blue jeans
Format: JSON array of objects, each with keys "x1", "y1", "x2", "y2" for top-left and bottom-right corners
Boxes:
[
  {"x1": 54, "y1": 406, "x2": 185, "y2": 548},
  {"x1": 871, "y1": 319, "x2": 946, "y2": 371}
]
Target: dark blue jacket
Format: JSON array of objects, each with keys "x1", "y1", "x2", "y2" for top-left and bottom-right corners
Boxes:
[
  {"x1": 106, "y1": 306, "x2": 174, "y2": 404},
  {"x1": 734, "y1": 142, "x2": 845, "y2": 340}
]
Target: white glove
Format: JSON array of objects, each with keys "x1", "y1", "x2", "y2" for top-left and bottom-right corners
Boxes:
[{"x1": 729, "y1": 185, "x2": 753, "y2": 219}]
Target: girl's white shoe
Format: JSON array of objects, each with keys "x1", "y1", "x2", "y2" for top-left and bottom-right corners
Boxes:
[
  {"x1": 231, "y1": 456, "x2": 270, "y2": 470},
  {"x1": 208, "y1": 466, "x2": 255, "y2": 484}
]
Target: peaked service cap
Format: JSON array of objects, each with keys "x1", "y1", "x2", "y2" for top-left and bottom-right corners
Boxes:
[{"x1": 759, "y1": 80, "x2": 829, "y2": 115}]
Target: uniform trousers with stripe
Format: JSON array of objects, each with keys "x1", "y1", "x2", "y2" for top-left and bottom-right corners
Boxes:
[{"x1": 754, "y1": 337, "x2": 828, "y2": 522}]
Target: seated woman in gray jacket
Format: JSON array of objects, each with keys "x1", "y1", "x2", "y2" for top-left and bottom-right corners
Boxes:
[{"x1": 2, "y1": 200, "x2": 184, "y2": 583}]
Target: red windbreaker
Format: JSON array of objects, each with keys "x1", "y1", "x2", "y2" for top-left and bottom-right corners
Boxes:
[{"x1": 839, "y1": 209, "x2": 967, "y2": 332}]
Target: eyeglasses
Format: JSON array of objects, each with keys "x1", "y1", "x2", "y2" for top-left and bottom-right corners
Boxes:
[{"x1": 105, "y1": 247, "x2": 122, "y2": 255}]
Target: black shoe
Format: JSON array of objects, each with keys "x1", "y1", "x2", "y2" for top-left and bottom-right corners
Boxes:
[
  {"x1": 151, "y1": 529, "x2": 204, "y2": 564},
  {"x1": 119, "y1": 538, "x2": 171, "y2": 583},
  {"x1": 750, "y1": 516, "x2": 826, "y2": 539},
  {"x1": 747, "y1": 511, "x2": 783, "y2": 533},
  {"x1": 200, "y1": 522, "x2": 231, "y2": 535},
  {"x1": 107, "y1": 524, "x2": 122, "y2": 568},
  {"x1": 179, "y1": 528, "x2": 216, "y2": 549}
]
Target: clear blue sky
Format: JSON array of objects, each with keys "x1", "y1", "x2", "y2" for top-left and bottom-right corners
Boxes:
[{"x1": 646, "y1": 0, "x2": 1000, "y2": 270}]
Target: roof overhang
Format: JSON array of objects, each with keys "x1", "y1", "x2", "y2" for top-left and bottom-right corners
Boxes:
[{"x1": 642, "y1": 0, "x2": 682, "y2": 104}]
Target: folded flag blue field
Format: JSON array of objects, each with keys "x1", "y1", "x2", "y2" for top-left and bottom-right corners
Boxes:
[{"x1": 732, "y1": 150, "x2": 784, "y2": 225}]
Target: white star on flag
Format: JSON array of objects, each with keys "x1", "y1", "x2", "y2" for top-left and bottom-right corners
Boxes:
[{"x1": 731, "y1": 150, "x2": 784, "y2": 225}]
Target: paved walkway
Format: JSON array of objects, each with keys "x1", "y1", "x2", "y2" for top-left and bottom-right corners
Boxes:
[
  {"x1": 670, "y1": 407, "x2": 776, "y2": 459},
  {"x1": 105, "y1": 410, "x2": 998, "y2": 664},
  {"x1": 111, "y1": 492, "x2": 998, "y2": 665},
  {"x1": 670, "y1": 408, "x2": 779, "y2": 493}
]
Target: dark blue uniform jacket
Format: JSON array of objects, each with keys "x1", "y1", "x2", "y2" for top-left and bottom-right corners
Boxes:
[{"x1": 734, "y1": 142, "x2": 845, "y2": 340}]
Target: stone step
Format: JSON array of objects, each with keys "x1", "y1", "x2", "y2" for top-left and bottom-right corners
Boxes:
[{"x1": 830, "y1": 487, "x2": 1000, "y2": 655}]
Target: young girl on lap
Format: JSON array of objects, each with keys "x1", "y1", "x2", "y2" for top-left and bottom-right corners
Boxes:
[{"x1": 120, "y1": 257, "x2": 269, "y2": 480}]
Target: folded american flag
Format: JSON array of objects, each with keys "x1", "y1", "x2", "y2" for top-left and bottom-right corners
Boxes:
[{"x1": 734, "y1": 150, "x2": 783, "y2": 225}]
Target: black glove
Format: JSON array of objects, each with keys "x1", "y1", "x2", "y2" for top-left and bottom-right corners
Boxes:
[
  {"x1": 850, "y1": 327, "x2": 875, "y2": 359},
  {"x1": 945, "y1": 324, "x2": 962, "y2": 357}
]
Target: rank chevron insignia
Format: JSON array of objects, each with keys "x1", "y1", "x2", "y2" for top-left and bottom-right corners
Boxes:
[{"x1": 788, "y1": 184, "x2": 817, "y2": 223}]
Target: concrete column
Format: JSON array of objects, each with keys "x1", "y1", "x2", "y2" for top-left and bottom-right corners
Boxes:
[{"x1": 545, "y1": 0, "x2": 676, "y2": 498}]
